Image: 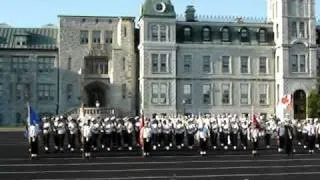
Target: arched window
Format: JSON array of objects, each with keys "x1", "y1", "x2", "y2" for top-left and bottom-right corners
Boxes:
[
  {"x1": 221, "y1": 27, "x2": 230, "y2": 42},
  {"x1": 184, "y1": 27, "x2": 192, "y2": 41},
  {"x1": 258, "y1": 28, "x2": 267, "y2": 42},
  {"x1": 202, "y1": 27, "x2": 211, "y2": 41},
  {"x1": 239, "y1": 27, "x2": 249, "y2": 42}
]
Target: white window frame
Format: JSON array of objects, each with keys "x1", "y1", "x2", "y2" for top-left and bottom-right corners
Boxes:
[
  {"x1": 259, "y1": 83, "x2": 269, "y2": 105},
  {"x1": 202, "y1": 84, "x2": 212, "y2": 105},
  {"x1": 221, "y1": 56, "x2": 232, "y2": 74},
  {"x1": 240, "y1": 56, "x2": 250, "y2": 74},
  {"x1": 150, "y1": 53, "x2": 170, "y2": 74},
  {"x1": 150, "y1": 24, "x2": 169, "y2": 42},
  {"x1": 202, "y1": 55, "x2": 212, "y2": 74},
  {"x1": 258, "y1": 56, "x2": 269, "y2": 74},
  {"x1": 221, "y1": 82, "x2": 232, "y2": 105},
  {"x1": 151, "y1": 82, "x2": 170, "y2": 105},
  {"x1": 239, "y1": 83, "x2": 251, "y2": 105}
]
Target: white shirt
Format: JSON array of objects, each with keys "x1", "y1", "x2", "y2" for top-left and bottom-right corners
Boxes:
[
  {"x1": 43, "y1": 122, "x2": 51, "y2": 134},
  {"x1": 143, "y1": 127, "x2": 152, "y2": 139},
  {"x1": 57, "y1": 122, "x2": 66, "y2": 135},
  {"x1": 82, "y1": 125, "x2": 91, "y2": 140}
]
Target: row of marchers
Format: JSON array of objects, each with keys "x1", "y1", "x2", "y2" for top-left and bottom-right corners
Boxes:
[{"x1": 38, "y1": 115, "x2": 320, "y2": 154}]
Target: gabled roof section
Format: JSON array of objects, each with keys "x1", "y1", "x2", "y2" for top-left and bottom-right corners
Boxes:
[
  {"x1": 140, "y1": 0, "x2": 176, "y2": 19},
  {"x1": 0, "y1": 27, "x2": 58, "y2": 50}
]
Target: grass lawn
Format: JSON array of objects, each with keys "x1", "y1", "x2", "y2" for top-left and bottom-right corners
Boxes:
[{"x1": 0, "y1": 126, "x2": 25, "y2": 132}]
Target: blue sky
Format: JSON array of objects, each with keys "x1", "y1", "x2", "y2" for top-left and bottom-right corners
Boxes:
[{"x1": 1, "y1": 0, "x2": 320, "y2": 27}]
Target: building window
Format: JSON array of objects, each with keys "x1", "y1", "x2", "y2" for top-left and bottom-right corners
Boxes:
[
  {"x1": 123, "y1": 27, "x2": 127, "y2": 37},
  {"x1": 259, "y1": 57, "x2": 268, "y2": 74},
  {"x1": 259, "y1": 84, "x2": 269, "y2": 105},
  {"x1": 291, "y1": 55, "x2": 298, "y2": 72},
  {"x1": 122, "y1": 57, "x2": 126, "y2": 71},
  {"x1": 258, "y1": 29, "x2": 266, "y2": 42},
  {"x1": 202, "y1": 84, "x2": 211, "y2": 105},
  {"x1": 67, "y1": 57, "x2": 72, "y2": 71},
  {"x1": 151, "y1": 24, "x2": 159, "y2": 41},
  {"x1": 151, "y1": 53, "x2": 169, "y2": 73},
  {"x1": 184, "y1": 27, "x2": 192, "y2": 41},
  {"x1": 276, "y1": 24, "x2": 279, "y2": 39},
  {"x1": 11, "y1": 56, "x2": 29, "y2": 72},
  {"x1": 160, "y1": 25, "x2": 167, "y2": 42},
  {"x1": 38, "y1": 84, "x2": 55, "y2": 101},
  {"x1": 80, "y1": 30, "x2": 89, "y2": 44},
  {"x1": 38, "y1": 56, "x2": 54, "y2": 73},
  {"x1": 292, "y1": 22, "x2": 297, "y2": 37},
  {"x1": 16, "y1": 84, "x2": 23, "y2": 101},
  {"x1": 239, "y1": 28, "x2": 249, "y2": 42},
  {"x1": 222, "y1": 56, "x2": 231, "y2": 73},
  {"x1": 105, "y1": 31, "x2": 113, "y2": 44},
  {"x1": 276, "y1": 56, "x2": 279, "y2": 73},
  {"x1": 183, "y1": 84, "x2": 192, "y2": 104},
  {"x1": 93, "y1": 31, "x2": 101, "y2": 44},
  {"x1": 202, "y1": 27, "x2": 211, "y2": 41},
  {"x1": 14, "y1": 36, "x2": 27, "y2": 47},
  {"x1": 221, "y1": 27, "x2": 230, "y2": 42},
  {"x1": 202, "y1": 56, "x2": 211, "y2": 73},
  {"x1": 86, "y1": 58, "x2": 108, "y2": 74},
  {"x1": 240, "y1": 56, "x2": 249, "y2": 74},
  {"x1": 122, "y1": 84, "x2": 127, "y2": 99},
  {"x1": 183, "y1": 55, "x2": 192, "y2": 73},
  {"x1": 67, "y1": 84, "x2": 73, "y2": 101},
  {"x1": 299, "y1": 22, "x2": 305, "y2": 37},
  {"x1": 151, "y1": 83, "x2": 168, "y2": 105},
  {"x1": 299, "y1": 0, "x2": 304, "y2": 16},
  {"x1": 300, "y1": 55, "x2": 306, "y2": 72},
  {"x1": 222, "y1": 83, "x2": 231, "y2": 105},
  {"x1": 240, "y1": 83, "x2": 250, "y2": 105}
]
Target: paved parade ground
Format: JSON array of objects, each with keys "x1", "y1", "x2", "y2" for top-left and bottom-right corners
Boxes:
[{"x1": 1, "y1": 132, "x2": 320, "y2": 180}]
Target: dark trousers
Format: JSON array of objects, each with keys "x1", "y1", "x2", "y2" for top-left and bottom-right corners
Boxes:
[
  {"x1": 83, "y1": 138, "x2": 91, "y2": 153},
  {"x1": 285, "y1": 139, "x2": 293, "y2": 154},
  {"x1": 123, "y1": 131, "x2": 128, "y2": 145},
  {"x1": 104, "y1": 134, "x2": 112, "y2": 148},
  {"x1": 187, "y1": 134, "x2": 194, "y2": 146},
  {"x1": 297, "y1": 132, "x2": 303, "y2": 143},
  {"x1": 219, "y1": 132, "x2": 225, "y2": 145},
  {"x1": 116, "y1": 133, "x2": 122, "y2": 147},
  {"x1": 43, "y1": 133, "x2": 50, "y2": 149},
  {"x1": 279, "y1": 136, "x2": 285, "y2": 149},
  {"x1": 143, "y1": 138, "x2": 151, "y2": 153},
  {"x1": 164, "y1": 134, "x2": 170, "y2": 146},
  {"x1": 91, "y1": 133, "x2": 99, "y2": 148},
  {"x1": 58, "y1": 134, "x2": 65, "y2": 151},
  {"x1": 151, "y1": 133, "x2": 158, "y2": 146},
  {"x1": 54, "y1": 133, "x2": 59, "y2": 149},
  {"x1": 265, "y1": 134, "x2": 271, "y2": 146},
  {"x1": 199, "y1": 138, "x2": 207, "y2": 151},
  {"x1": 240, "y1": 132, "x2": 248, "y2": 147},
  {"x1": 231, "y1": 133, "x2": 238, "y2": 147},
  {"x1": 112, "y1": 132, "x2": 117, "y2": 146},
  {"x1": 303, "y1": 133, "x2": 309, "y2": 146},
  {"x1": 30, "y1": 137, "x2": 39, "y2": 154},
  {"x1": 252, "y1": 139, "x2": 258, "y2": 151},
  {"x1": 175, "y1": 133, "x2": 184, "y2": 146},
  {"x1": 69, "y1": 134, "x2": 76, "y2": 149},
  {"x1": 135, "y1": 131, "x2": 140, "y2": 146},
  {"x1": 309, "y1": 135, "x2": 316, "y2": 150},
  {"x1": 127, "y1": 133, "x2": 133, "y2": 147},
  {"x1": 210, "y1": 132, "x2": 218, "y2": 147}
]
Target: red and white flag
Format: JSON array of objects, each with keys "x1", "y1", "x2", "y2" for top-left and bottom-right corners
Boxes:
[{"x1": 280, "y1": 94, "x2": 292, "y2": 108}]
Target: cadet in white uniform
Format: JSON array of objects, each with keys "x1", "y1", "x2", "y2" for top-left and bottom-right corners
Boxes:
[
  {"x1": 67, "y1": 117, "x2": 78, "y2": 152},
  {"x1": 42, "y1": 117, "x2": 51, "y2": 153},
  {"x1": 175, "y1": 120, "x2": 185, "y2": 149},
  {"x1": 308, "y1": 119, "x2": 317, "y2": 153},
  {"x1": 277, "y1": 121, "x2": 285, "y2": 153},
  {"x1": 29, "y1": 124, "x2": 39, "y2": 159},
  {"x1": 210, "y1": 118, "x2": 219, "y2": 150},
  {"x1": 248, "y1": 122, "x2": 260, "y2": 155},
  {"x1": 125, "y1": 118, "x2": 134, "y2": 150},
  {"x1": 186, "y1": 119, "x2": 197, "y2": 149},
  {"x1": 103, "y1": 118, "x2": 114, "y2": 151},
  {"x1": 197, "y1": 121, "x2": 210, "y2": 156},
  {"x1": 82, "y1": 120, "x2": 92, "y2": 158},
  {"x1": 141, "y1": 121, "x2": 152, "y2": 157},
  {"x1": 240, "y1": 117, "x2": 249, "y2": 150},
  {"x1": 57, "y1": 117, "x2": 66, "y2": 152},
  {"x1": 230, "y1": 118, "x2": 239, "y2": 150}
]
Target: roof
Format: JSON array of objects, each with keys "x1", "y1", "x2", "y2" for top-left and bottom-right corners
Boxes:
[
  {"x1": 58, "y1": 15, "x2": 135, "y2": 20},
  {"x1": 0, "y1": 28, "x2": 58, "y2": 50},
  {"x1": 140, "y1": 0, "x2": 176, "y2": 19}
]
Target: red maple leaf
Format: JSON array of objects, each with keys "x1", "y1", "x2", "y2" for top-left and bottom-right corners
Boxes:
[{"x1": 281, "y1": 96, "x2": 289, "y2": 104}]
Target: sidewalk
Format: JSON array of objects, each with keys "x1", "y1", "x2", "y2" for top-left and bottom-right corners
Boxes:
[{"x1": 0, "y1": 127, "x2": 25, "y2": 132}]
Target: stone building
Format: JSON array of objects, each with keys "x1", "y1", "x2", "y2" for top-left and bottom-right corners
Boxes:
[
  {"x1": 58, "y1": 16, "x2": 137, "y2": 117},
  {"x1": 0, "y1": 25, "x2": 59, "y2": 125},
  {"x1": 138, "y1": 0, "x2": 318, "y2": 120}
]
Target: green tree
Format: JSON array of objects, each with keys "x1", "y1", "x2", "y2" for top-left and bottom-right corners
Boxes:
[{"x1": 307, "y1": 90, "x2": 320, "y2": 118}]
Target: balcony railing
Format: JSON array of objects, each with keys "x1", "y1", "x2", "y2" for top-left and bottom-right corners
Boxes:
[{"x1": 82, "y1": 107, "x2": 116, "y2": 116}]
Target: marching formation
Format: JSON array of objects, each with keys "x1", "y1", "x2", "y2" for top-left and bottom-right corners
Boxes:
[{"x1": 27, "y1": 113, "x2": 320, "y2": 159}]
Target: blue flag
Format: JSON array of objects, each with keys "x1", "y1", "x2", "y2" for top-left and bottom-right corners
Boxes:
[{"x1": 28, "y1": 104, "x2": 40, "y2": 126}]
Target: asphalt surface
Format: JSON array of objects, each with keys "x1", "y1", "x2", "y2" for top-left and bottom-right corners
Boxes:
[{"x1": 0, "y1": 132, "x2": 320, "y2": 180}]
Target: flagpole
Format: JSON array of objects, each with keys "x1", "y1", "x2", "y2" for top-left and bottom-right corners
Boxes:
[{"x1": 27, "y1": 102, "x2": 30, "y2": 127}]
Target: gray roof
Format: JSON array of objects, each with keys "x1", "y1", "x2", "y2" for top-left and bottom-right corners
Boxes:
[{"x1": 0, "y1": 27, "x2": 58, "y2": 50}]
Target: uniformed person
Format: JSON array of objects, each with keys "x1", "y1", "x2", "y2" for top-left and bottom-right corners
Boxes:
[
  {"x1": 308, "y1": 119, "x2": 317, "y2": 154},
  {"x1": 210, "y1": 117, "x2": 219, "y2": 150},
  {"x1": 140, "y1": 120, "x2": 152, "y2": 157},
  {"x1": 162, "y1": 119, "x2": 171, "y2": 150},
  {"x1": 277, "y1": 121, "x2": 285, "y2": 153},
  {"x1": 296, "y1": 119, "x2": 303, "y2": 146},
  {"x1": 248, "y1": 121, "x2": 260, "y2": 155},
  {"x1": 175, "y1": 119, "x2": 185, "y2": 149},
  {"x1": 134, "y1": 117, "x2": 141, "y2": 147},
  {"x1": 103, "y1": 117, "x2": 113, "y2": 151},
  {"x1": 125, "y1": 117, "x2": 134, "y2": 151},
  {"x1": 53, "y1": 117, "x2": 59, "y2": 152},
  {"x1": 284, "y1": 120, "x2": 294, "y2": 155},
  {"x1": 67, "y1": 117, "x2": 78, "y2": 152},
  {"x1": 82, "y1": 120, "x2": 92, "y2": 158},
  {"x1": 186, "y1": 119, "x2": 197, "y2": 149},
  {"x1": 42, "y1": 117, "x2": 51, "y2": 153},
  {"x1": 116, "y1": 118, "x2": 124, "y2": 150},
  {"x1": 197, "y1": 121, "x2": 210, "y2": 156},
  {"x1": 230, "y1": 118, "x2": 239, "y2": 150},
  {"x1": 240, "y1": 116, "x2": 249, "y2": 150},
  {"x1": 302, "y1": 120, "x2": 309, "y2": 149},
  {"x1": 29, "y1": 124, "x2": 39, "y2": 159},
  {"x1": 151, "y1": 119, "x2": 159, "y2": 150},
  {"x1": 57, "y1": 117, "x2": 66, "y2": 153}
]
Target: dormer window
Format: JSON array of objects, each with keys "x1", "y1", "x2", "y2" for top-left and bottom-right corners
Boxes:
[
  {"x1": 239, "y1": 27, "x2": 249, "y2": 42},
  {"x1": 202, "y1": 27, "x2": 211, "y2": 41},
  {"x1": 183, "y1": 27, "x2": 192, "y2": 41},
  {"x1": 221, "y1": 27, "x2": 230, "y2": 42},
  {"x1": 14, "y1": 36, "x2": 27, "y2": 47},
  {"x1": 258, "y1": 28, "x2": 267, "y2": 42}
]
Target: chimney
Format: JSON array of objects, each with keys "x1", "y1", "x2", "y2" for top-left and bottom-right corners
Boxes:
[{"x1": 185, "y1": 5, "x2": 196, "y2": 22}]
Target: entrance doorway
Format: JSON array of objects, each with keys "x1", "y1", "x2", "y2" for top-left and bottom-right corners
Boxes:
[
  {"x1": 85, "y1": 81, "x2": 107, "y2": 107},
  {"x1": 293, "y1": 89, "x2": 306, "y2": 120}
]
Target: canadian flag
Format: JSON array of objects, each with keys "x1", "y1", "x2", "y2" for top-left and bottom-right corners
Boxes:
[{"x1": 280, "y1": 94, "x2": 292, "y2": 108}]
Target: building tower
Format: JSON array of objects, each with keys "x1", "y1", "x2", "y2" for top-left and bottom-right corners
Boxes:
[
  {"x1": 268, "y1": 0, "x2": 317, "y2": 120},
  {"x1": 138, "y1": 0, "x2": 177, "y2": 116}
]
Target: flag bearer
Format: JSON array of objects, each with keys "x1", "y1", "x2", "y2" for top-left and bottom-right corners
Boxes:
[{"x1": 29, "y1": 124, "x2": 39, "y2": 159}]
